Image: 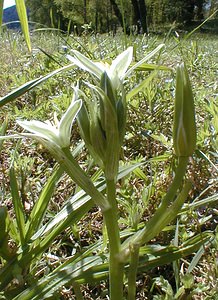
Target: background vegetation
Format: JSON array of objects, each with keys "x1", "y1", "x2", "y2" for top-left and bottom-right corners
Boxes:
[
  {"x1": 0, "y1": 0, "x2": 217, "y2": 299},
  {"x1": 0, "y1": 28, "x2": 217, "y2": 298},
  {"x1": 25, "y1": 0, "x2": 218, "y2": 33}
]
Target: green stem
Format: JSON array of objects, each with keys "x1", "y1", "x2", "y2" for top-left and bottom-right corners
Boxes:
[
  {"x1": 120, "y1": 156, "x2": 189, "y2": 262},
  {"x1": 127, "y1": 243, "x2": 140, "y2": 300},
  {"x1": 103, "y1": 179, "x2": 124, "y2": 300},
  {"x1": 72, "y1": 282, "x2": 84, "y2": 300},
  {"x1": 161, "y1": 156, "x2": 189, "y2": 208},
  {"x1": 120, "y1": 0, "x2": 127, "y2": 48}
]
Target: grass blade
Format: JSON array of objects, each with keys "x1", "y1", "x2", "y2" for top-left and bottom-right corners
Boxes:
[
  {"x1": 0, "y1": 0, "x2": 3, "y2": 27},
  {"x1": 12, "y1": 231, "x2": 212, "y2": 300},
  {"x1": 31, "y1": 162, "x2": 144, "y2": 240},
  {"x1": 125, "y1": 44, "x2": 165, "y2": 78},
  {"x1": 127, "y1": 71, "x2": 158, "y2": 100},
  {"x1": 24, "y1": 165, "x2": 64, "y2": 241},
  {"x1": 138, "y1": 231, "x2": 212, "y2": 272},
  {"x1": 182, "y1": 193, "x2": 218, "y2": 212},
  {"x1": 0, "y1": 64, "x2": 75, "y2": 108},
  {"x1": 132, "y1": 63, "x2": 171, "y2": 72},
  {"x1": 0, "y1": 116, "x2": 8, "y2": 152},
  {"x1": 9, "y1": 167, "x2": 26, "y2": 245},
  {"x1": 187, "y1": 245, "x2": 205, "y2": 273},
  {"x1": 15, "y1": 0, "x2": 31, "y2": 52}
]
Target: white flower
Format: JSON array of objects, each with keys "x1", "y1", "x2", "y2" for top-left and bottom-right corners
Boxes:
[
  {"x1": 67, "y1": 44, "x2": 165, "y2": 90},
  {"x1": 67, "y1": 47, "x2": 133, "y2": 89},
  {"x1": 17, "y1": 97, "x2": 82, "y2": 149}
]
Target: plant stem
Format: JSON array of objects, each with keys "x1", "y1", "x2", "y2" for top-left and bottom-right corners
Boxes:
[
  {"x1": 119, "y1": 156, "x2": 189, "y2": 262},
  {"x1": 72, "y1": 282, "x2": 84, "y2": 300},
  {"x1": 127, "y1": 243, "x2": 140, "y2": 300},
  {"x1": 103, "y1": 179, "x2": 124, "y2": 300},
  {"x1": 161, "y1": 156, "x2": 189, "y2": 208}
]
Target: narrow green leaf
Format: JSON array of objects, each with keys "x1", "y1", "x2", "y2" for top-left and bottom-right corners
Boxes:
[
  {"x1": 67, "y1": 50, "x2": 103, "y2": 79},
  {"x1": 0, "y1": 116, "x2": 8, "y2": 152},
  {"x1": 182, "y1": 193, "x2": 218, "y2": 212},
  {"x1": 133, "y1": 63, "x2": 171, "y2": 72},
  {"x1": 31, "y1": 162, "x2": 144, "y2": 240},
  {"x1": 13, "y1": 232, "x2": 212, "y2": 300},
  {"x1": 38, "y1": 47, "x2": 63, "y2": 67},
  {"x1": 133, "y1": 167, "x2": 147, "y2": 181},
  {"x1": 127, "y1": 71, "x2": 158, "y2": 101},
  {"x1": 0, "y1": 0, "x2": 3, "y2": 27},
  {"x1": 9, "y1": 167, "x2": 26, "y2": 245},
  {"x1": 25, "y1": 166, "x2": 63, "y2": 241},
  {"x1": 183, "y1": 9, "x2": 218, "y2": 41},
  {"x1": 0, "y1": 64, "x2": 75, "y2": 108},
  {"x1": 15, "y1": 0, "x2": 31, "y2": 51},
  {"x1": 125, "y1": 44, "x2": 165, "y2": 78},
  {"x1": 173, "y1": 220, "x2": 180, "y2": 290},
  {"x1": 14, "y1": 256, "x2": 104, "y2": 300},
  {"x1": 196, "y1": 149, "x2": 218, "y2": 172},
  {"x1": 148, "y1": 153, "x2": 171, "y2": 162},
  {"x1": 0, "y1": 207, "x2": 13, "y2": 261},
  {"x1": 187, "y1": 245, "x2": 205, "y2": 273},
  {"x1": 138, "y1": 231, "x2": 212, "y2": 272}
]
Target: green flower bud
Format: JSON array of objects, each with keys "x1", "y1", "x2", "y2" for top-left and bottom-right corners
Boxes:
[
  {"x1": 173, "y1": 63, "x2": 196, "y2": 157},
  {"x1": 116, "y1": 88, "x2": 127, "y2": 145},
  {"x1": 90, "y1": 114, "x2": 107, "y2": 163},
  {"x1": 77, "y1": 103, "x2": 91, "y2": 146},
  {"x1": 100, "y1": 72, "x2": 120, "y2": 180},
  {"x1": 100, "y1": 71, "x2": 117, "y2": 108}
]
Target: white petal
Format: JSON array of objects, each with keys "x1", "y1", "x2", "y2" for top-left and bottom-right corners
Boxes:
[
  {"x1": 110, "y1": 47, "x2": 133, "y2": 81},
  {"x1": 17, "y1": 120, "x2": 60, "y2": 145},
  {"x1": 59, "y1": 98, "x2": 82, "y2": 147},
  {"x1": 67, "y1": 51, "x2": 103, "y2": 79}
]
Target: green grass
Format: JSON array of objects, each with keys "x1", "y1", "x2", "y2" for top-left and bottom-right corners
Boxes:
[{"x1": 0, "y1": 29, "x2": 217, "y2": 299}]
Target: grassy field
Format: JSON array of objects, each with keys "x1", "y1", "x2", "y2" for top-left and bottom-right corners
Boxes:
[{"x1": 0, "y1": 30, "x2": 217, "y2": 299}]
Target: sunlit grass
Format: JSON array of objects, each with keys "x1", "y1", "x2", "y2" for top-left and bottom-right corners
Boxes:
[{"x1": 0, "y1": 30, "x2": 217, "y2": 299}]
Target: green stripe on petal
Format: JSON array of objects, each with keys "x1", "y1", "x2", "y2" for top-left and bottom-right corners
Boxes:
[
  {"x1": 110, "y1": 47, "x2": 133, "y2": 82},
  {"x1": 59, "y1": 99, "x2": 82, "y2": 147},
  {"x1": 67, "y1": 51, "x2": 103, "y2": 79},
  {"x1": 17, "y1": 93, "x2": 82, "y2": 149},
  {"x1": 17, "y1": 120, "x2": 60, "y2": 146}
]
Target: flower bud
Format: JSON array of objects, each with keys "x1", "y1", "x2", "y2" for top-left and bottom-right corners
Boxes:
[{"x1": 173, "y1": 63, "x2": 196, "y2": 157}]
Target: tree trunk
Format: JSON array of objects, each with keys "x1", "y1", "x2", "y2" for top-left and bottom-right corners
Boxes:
[
  {"x1": 138, "y1": 0, "x2": 148, "y2": 33},
  {"x1": 84, "y1": 0, "x2": 87, "y2": 23},
  {"x1": 109, "y1": 0, "x2": 129, "y2": 33},
  {"x1": 195, "y1": 0, "x2": 204, "y2": 20},
  {"x1": 109, "y1": 0, "x2": 123, "y2": 24},
  {"x1": 131, "y1": 0, "x2": 141, "y2": 33}
]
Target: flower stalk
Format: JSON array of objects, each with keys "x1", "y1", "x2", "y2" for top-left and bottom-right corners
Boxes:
[
  {"x1": 119, "y1": 156, "x2": 190, "y2": 263},
  {"x1": 103, "y1": 179, "x2": 124, "y2": 299}
]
